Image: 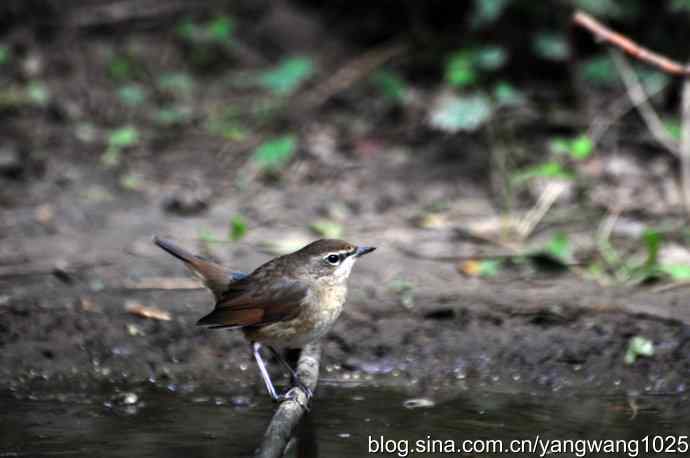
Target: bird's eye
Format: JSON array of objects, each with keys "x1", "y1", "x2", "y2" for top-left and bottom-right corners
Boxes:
[{"x1": 326, "y1": 254, "x2": 340, "y2": 265}]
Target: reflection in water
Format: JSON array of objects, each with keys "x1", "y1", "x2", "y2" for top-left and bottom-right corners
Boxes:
[{"x1": 1, "y1": 385, "x2": 689, "y2": 457}]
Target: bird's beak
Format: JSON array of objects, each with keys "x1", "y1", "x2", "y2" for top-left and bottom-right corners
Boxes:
[{"x1": 355, "y1": 245, "x2": 376, "y2": 257}]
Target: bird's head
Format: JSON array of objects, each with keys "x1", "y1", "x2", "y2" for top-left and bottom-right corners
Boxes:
[{"x1": 290, "y1": 239, "x2": 376, "y2": 283}]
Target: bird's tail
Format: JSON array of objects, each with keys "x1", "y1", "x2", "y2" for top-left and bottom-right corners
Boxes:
[{"x1": 153, "y1": 236, "x2": 232, "y2": 300}]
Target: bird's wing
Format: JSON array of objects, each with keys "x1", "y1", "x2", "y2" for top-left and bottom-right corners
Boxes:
[{"x1": 196, "y1": 277, "x2": 308, "y2": 329}]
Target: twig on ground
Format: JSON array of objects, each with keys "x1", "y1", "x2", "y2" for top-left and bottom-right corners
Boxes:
[
  {"x1": 255, "y1": 342, "x2": 322, "y2": 458},
  {"x1": 517, "y1": 181, "x2": 567, "y2": 241},
  {"x1": 609, "y1": 50, "x2": 680, "y2": 156},
  {"x1": 573, "y1": 11, "x2": 690, "y2": 76}
]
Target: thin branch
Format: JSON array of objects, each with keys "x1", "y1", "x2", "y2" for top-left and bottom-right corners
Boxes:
[
  {"x1": 609, "y1": 50, "x2": 680, "y2": 156},
  {"x1": 573, "y1": 11, "x2": 690, "y2": 76},
  {"x1": 255, "y1": 343, "x2": 322, "y2": 458},
  {"x1": 680, "y1": 79, "x2": 690, "y2": 215},
  {"x1": 588, "y1": 77, "x2": 670, "y2": 147}
]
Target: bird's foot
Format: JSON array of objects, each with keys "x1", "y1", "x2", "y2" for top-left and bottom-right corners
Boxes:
[{"x1": 274, "y1": 387, "x2": 310, "y2": 412}]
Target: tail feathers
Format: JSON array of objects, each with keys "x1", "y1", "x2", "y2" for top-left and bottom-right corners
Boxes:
[{"x1": 153, "y1": 236, "x2": 236, "y2": 299}]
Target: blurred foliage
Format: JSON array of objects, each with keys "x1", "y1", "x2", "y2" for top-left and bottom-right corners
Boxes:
[
  {"x1": 309, "y1": 219, "x2": 344, "y2": 239},
  {"x1": 253, "y1": 135, "x2": 297, "y2": 172},
  {"x1": 370, "y1": 69, "x2": 408, "y2": 103},
  {"x1": 259, "y1": 57, "x2": 314, "y2": 95},
  {"x1": 102, "y1": 126, "x2": 139, "y2": 166},
  {"x1": 624, "y1": 336, "x2": 654, "y2": 365},
  {"x1": 229, "y1": 215, "x2": 248, "y2": 241}
]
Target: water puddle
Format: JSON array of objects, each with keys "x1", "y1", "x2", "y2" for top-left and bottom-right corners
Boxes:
[{"x1": 1, "y1": 385, "x2": 689, "y2": 457}]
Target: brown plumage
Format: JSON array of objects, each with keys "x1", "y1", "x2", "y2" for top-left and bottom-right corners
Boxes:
[{"x1": 153, "y1": 236, "x2": 375, "y2": 401}]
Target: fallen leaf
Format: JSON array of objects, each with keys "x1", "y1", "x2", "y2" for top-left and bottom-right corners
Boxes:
[{"x1": 125, "y1": 301, "x2": 171, "y2": 321}]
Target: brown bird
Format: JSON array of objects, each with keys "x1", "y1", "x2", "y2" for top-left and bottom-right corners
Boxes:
[{"x1": 153, "y1": 236, "x2": 375, "y2": 402}]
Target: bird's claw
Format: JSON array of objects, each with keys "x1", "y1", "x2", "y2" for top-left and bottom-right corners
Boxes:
[{"x1": 274, "y1": 387, "x2": 311, "y2": 412}]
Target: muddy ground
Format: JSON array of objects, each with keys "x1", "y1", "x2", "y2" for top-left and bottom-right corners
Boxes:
[{"x1": 2, "y1": 2, "x2": 690, "y2": 401}]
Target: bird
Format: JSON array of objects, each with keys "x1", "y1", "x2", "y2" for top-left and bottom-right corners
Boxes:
[{"x1": 153, "y1": 236, "x2": 375, "y2": 403}]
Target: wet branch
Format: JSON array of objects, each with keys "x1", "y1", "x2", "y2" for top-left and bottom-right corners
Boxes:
[{"x1": 255, "y1": 342, "x2": 322, "y2": 458}]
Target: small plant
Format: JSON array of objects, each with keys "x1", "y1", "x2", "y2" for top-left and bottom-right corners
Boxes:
[
  {"x1": 229, "y1": 215, "x2": 247, "y2": 241},
  {"x1": 429, "y1": 92, "x2": 494, "y2": 133},
  {"x1": 550, "y1": 135, "x2": 594, "y2": 160},
  {"x1": 624, "y1": 336, "x2": 654, "y2": 365},
  {"x1": 117, "y1": 84, "x2": 147, "y2": 106},
  {"x1": 253, "y1": 135, "x2": 297, "y2": 172},
  {"x1": 259, "y1": 57, "x2": 314, "y2": 95},
  {"x1": 102, "y1": 126, "x2": 139, "y2": 166},
  {"x1": 177, "y1": 15, "x2": 234, "y2": 45}
]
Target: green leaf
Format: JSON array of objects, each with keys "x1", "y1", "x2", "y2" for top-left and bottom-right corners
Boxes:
[
  {"x1": 229, "y1": 215, "x2": 247, "y2": 241},
  {"x1": 642, "y1": 229, "x2": 662, "y2": 267},
  {"x1": 569, "y1": 135, "x2": 593, "y2": 160},
  {"x1": 207, "y1": 16, "x2": 234, "y2": 42},
  {"x1": 253, "y1": 135, "x2": 297, "y2": 170},
  {"x1": 260, "y1": 57, "x2": 314, "y2": 95},
  {"x1": 550, "y1": 135, "x2": 593, "y2": 160},
  {"x1": 108, "y1": 126, "x2": 139, "y2": 149},
  {"x1": 371, "y1": 70, "x2": 407, "y2": 102},
  {"x1": 532, "y1": 32, "x2": 570, "y2": 61},
  {"x1": 660, "y1": 264, "x2": 690, "y2": 280},
  {"x1": 446, "y1": 51, "x2": 477, "y2": 88},
  {"x1": 309, "y1": 219, "x2": 344, "y2": 239},
  {"x1": 624, "y1": 336, "x2": 654, "y2": 365},
  {"x1": 430, "y1": 93, "x2": 493, "y2": 132},
  {"x1": 478, "y1": 259, "x2": 501, "y2": 277},
  {"x1": 27, "y1": 81, "x2": 49, "y2": 105},
  {"x1": 471, "y1": 0, "x2": 510, "y2": 26},
  {"x1": 475, "y1": 46, "x2": 508, "y2": 71},
  {"x1": 117, "y1": 84, "x2": 146, "y2": 106},
  {"x1": 493, "y1": 81, "x2": 526, "y2": 107},
  {"x1": 546, "y1": 232, "x2": 571, "y2": 262},
  {"x1": 512, "y1": 162, "x2": 574, "y2": 183}
]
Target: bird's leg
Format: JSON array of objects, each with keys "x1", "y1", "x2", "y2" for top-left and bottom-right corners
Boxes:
[
  {"x1": 267, "y1": 345, "x2": 313, "y2": 400},
  {"x1": 252, "y1": 342, "x2": 306, "y2": 407},
  {"x1": 252, "y1": 342, "x2": 281, "y2": 401}
]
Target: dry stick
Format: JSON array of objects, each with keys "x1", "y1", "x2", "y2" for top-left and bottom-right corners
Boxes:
[
  {"x1": 517, "y1": 181, "x2": 568, "y2": 241},
  {"x1": 609, "y1": 50, "x2": 680, "y2": 156},
  {"x1": 573, "y1": 11, "x2": 690, "y2": 76},
  {"x1": 255, "y1": 343, "x2": 322, "y2": 458},
  {"x1": 680, "y1": 79, "x2": 690, "y2": 214}
]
